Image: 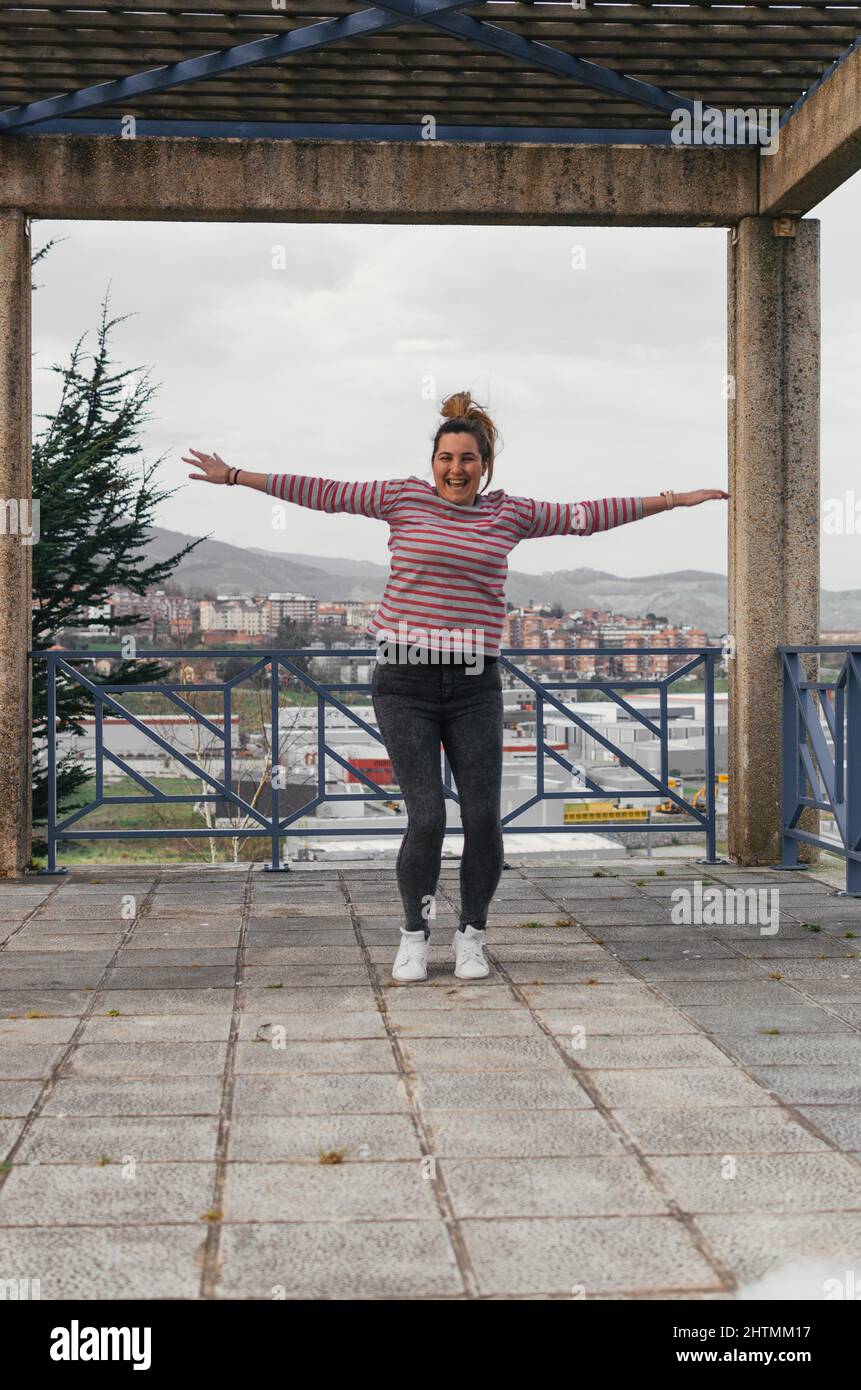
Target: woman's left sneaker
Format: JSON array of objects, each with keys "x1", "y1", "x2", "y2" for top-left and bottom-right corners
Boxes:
[{"x1": 452, "y1": 924, "x2": 490, "y2": 980}]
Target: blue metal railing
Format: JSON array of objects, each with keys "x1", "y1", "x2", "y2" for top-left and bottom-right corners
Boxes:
[
  {"x1": 30, "y1": 645, "x2": 723, "y2": 872},
  {"x1": 780, "y1": 645, "x2": 861, "y2": 896}
]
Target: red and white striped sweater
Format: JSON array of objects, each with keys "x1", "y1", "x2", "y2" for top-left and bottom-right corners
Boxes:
[{"x1": 265, "y1": 472, "x2": 644, "y2": 658}]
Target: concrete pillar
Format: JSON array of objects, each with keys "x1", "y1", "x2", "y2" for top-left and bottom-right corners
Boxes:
[
  {"x1": 0, "y1": 210, "x2": 32, "y2": 876},
  {"x1": 727, "y1": 215, "x2": 820, "y2": 865}
]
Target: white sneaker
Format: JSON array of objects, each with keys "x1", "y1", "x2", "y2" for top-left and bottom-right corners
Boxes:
[
  {"x1": 392, "y1": 928, "x2": 428, "y2": 983},
  {"x1": 453, "y1": 924, "x2": 490, "y2": 980}
]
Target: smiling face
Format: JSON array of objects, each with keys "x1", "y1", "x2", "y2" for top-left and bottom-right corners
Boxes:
[{"x1": 432, "y1": 431, "x2": 486, "y2": 507}]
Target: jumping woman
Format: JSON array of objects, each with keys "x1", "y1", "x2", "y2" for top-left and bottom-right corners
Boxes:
[{"x1": 183, "y1": 391, "x2": 728, "y2": 985}]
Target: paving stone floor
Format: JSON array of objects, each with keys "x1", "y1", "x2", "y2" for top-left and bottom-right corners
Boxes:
[{"x1": 1, "y1": 856, "x2": 860, "y2": 1300}]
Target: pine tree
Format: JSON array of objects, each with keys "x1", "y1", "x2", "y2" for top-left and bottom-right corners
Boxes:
[{"x1": 31, "y1": 290, "x2": 203, "y2": 842}]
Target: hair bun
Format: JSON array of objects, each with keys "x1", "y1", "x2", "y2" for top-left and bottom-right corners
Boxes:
[{"x1": 440, "y1": 390, "x2": 474, "y2": 421}]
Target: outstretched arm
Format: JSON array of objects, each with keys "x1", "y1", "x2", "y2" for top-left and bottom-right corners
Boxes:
[
  {"x1": 640, "y1": 489, "x2": 729, "y2": 518},
  {"x1": 515, "y1": 488, "x2": 728, "y2": 539},
  {"x1": 181, "y1": 450, "x2": 397, "y2": 519}
]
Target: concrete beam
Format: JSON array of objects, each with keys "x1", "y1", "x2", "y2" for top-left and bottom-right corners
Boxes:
[
  {"x1": 727, "y1": 216, "x2": 820, "y2": 867},
  {"x1": 760, "y1": 43, "x2": 861, "y2": 215},
  {"x1": 0, "y1": 134, "x2": 757, "y2": 226},
  {"x1": 0, "y1": 210, "x2": 32, "y2": 876}
]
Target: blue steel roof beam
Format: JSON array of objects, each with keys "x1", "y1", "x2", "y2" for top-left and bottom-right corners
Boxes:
[
  {"x1": 20, "y1": 119, "x2": 681, "y2": 144},
  {"x1": 389, "y1": 0, "x2": 696, "y2": 117},
  {"x1": 0, "y1": 0, "x2": 470, "y2": 133}
]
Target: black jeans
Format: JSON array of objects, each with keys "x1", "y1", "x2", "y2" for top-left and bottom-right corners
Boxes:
[{"x1": 371, "y1": 656, "x2": 505, "y2": 935}]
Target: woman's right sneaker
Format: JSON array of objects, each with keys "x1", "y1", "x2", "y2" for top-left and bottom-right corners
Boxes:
[{"x1": 392, "y1": 928, "x2": 429, "y2": 982}]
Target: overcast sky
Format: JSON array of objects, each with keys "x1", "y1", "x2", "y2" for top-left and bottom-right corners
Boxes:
[{"x1": 32, "y1": 167, "x2": 861, "y2": 590}]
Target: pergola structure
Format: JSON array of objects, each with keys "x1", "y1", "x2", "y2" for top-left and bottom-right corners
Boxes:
[{"x1": 1, "y1": 1, "x2": 859, "y2": 875}]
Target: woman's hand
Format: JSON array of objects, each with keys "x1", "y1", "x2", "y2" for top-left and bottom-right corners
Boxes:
[
  {"x1": 678, "y1": 488, "x2": 729, "y2": 507},
  {"x1": 182, "y1": 448, "x2": 231, "y2": 484}
]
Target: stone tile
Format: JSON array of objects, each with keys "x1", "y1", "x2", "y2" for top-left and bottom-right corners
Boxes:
[
  {"x1": 588, "y1": 1067, "x2": 776, "y2": 1110},
  {"x1": 561, "y1": 1034, "x2": 732, "y2": 1069},
  {"x1": 234, "y1": 1039, "x2": 396, "y2": 1074},
  {"x1": 499, "y1": 954, "x2": 632, "y2": 979},
  {"x1": 104, "y1": 967, "x2": 237, "y2": 989},
  {"x1": 650, "y1": 1152, "x2": 861, "y2": 1214},
  {"x1": 0, "y1": 969, "x2": 105, "y2": 988},
  {"x1": 5, "y1": 935, "x2": 125, "y2": 952},
  {"x1": 0, "y1": 1118, "x2": 26, "y2": 1152},
  {"x1": 1, "y1": 947, "x2": 116, "y2": 967},
  {"x1": 32, "y1": 903, "x2": 133, "y2": 921},
  {"x1": 244, "y1": 946, "x2": 363, "y2": 965},
  {"x1": 126, "y1": 931, "x2": 239, "y2": 949},
  {"x1": 461, "y1": 1215, "x2": 720, "y2": 1296},
  {"x1": 15, "y1": 1115, "x2": 220, "y2": 1163},
  {"x1": 41, "y1": 1078, "x2": 224, "y2": 1117},
  {"x1": 400, "y1": 1036, "x2": 566, "y2": 1072},
  {"x1": 93, "y1": 989, "x2": 234, "y2": 1015},
  {"x1": 609, "y1": 942, "x2": 737, "y2": 960},
  {"x1": 111, "y1": 948, "x2": 237, "y2": 967},
  {"x1": 82, "y1": 1014, "x2": 232, "y2": 1043},
  {"x1": 18, "y1": 920, "x2": 129, "y2": 937},
  {"x1": 563, "y1": 905, "x2": 676, "y2": 927},
  {"x1": 800, "y1": 982, "x2": 861, "y2": 1002},
  {"x1": 233, "y1": 1073, "x2": 409, "y2": 1116},
  {"x1": 383, "y1": 984, "x2": 516, "y2": 1010},
  {"x1": 217, "y1": 1221, "x2": 463, "y2": 1298},
  {"x1": 238, "y1": 1011, "x2": 386, "y2": 1041},
  {"x1": 535, "y1": 1008, "x2": 699, "y2": 1036},
  {"x1": 424, "y1": 1109, "x2": 625, "y2": 1158},
  {"x1": 746, "y1": 1065, "x2": 861, "y2": 1105},
  {"x1": 0, "y1": 1225, "x2": 205, "y2": 1299},
  {"x1": 518, "y1": 983, "x2": 657, "y2": 1009},
  {"x1": 245, "y1": 927, "x2": 356, "y2": 943},
  {"x1": 627, "y1": 960, "x2": 775, "y2": 981},
  {"x1": 614, "y1": 1107, "x2": 831, "y2": 1155},
  {"x1": 696, "y1": 1213, "x2": 861, "y2": 1288},
  {"x1": 716, "y1": 1033, "x2": 861, "y2": 1066},
  {"x1": 223, "y1": 1160, "x2": 438, "y2": 1222},
  {"x1": 388, "y1": 1010, "x2": 538, "y2": 1038},
  {"x1": 61, "y1": 1042, "x2": 228, "y2": 1078},
  {"x1": 475, "y1": 946, "x2": 613, "y2": 965},
  {"x1": 0, "y1": 1161, "x2": 216, "y2": 1224},
  {"x1": 761, "y1": 960, "x2": 861, "y2": 980},
  {"x1": 243, "y1": 964, "x2": 369, "y2": 987},
  {"x1": 797, "y1": 1107, "x2": 861, "y2": 1150},
  {"x1": 443, "y1": 1156, "x2": 668, "y2": 1218},
  {"x1": 413, "y1": 1072, "x2": 591, "y2": 1111},
  {"x1": 229, "y1": 1113, "x2": 422, "y2": 1161},
  {"x1": 649, "y1": 981, "x2": 807, "y2": 1008},
  {"x1": 242, "y1": 986, "x2": 378, "y2": 1013},
  {"x1": 0, "y1": 1081, "x2": 42, "y2": 1116},
  {"x1": 0, "y1": 1045, "x2": 66, "y2": 1079},
  {"x1": 734, "y1": 939, "x2": 861, "y2": 958},
  {"x1": 682, "y1": 1004, "x2": 853, "y2": 1034},
  {"x1": 476, "y1": 927, "x2": 595, "y2": 945}
]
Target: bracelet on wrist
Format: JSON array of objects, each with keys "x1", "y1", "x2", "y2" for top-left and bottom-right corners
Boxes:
[{"x1": 660, "y1": 489, "x2": 675, "y2": 511}]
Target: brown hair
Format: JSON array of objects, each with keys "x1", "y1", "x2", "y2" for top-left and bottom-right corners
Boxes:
[{"x1": 432, "y1": 390, "x2": 500, "y2": 494}]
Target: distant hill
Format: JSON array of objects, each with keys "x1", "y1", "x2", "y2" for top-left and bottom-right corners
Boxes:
[{"x1": 143, "y1": 526, "x2": 861, "y2": 637}]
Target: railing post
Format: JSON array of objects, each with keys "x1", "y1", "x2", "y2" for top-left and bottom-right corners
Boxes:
[
  {"x1": 43, "y1": 653, "x2": 64, "y2": 875},
  {"x1": 265, "y1": 654, "x2": 284, "y2": 872},
  {"x1": 702, "y1": 650, "x2": 718, "y2": 863},
  {"x1": 845, "y1": 650, "x2": 861, "y2": 896},
  {"x1": 780, "y1": 651, "x2": 801, "y2": 870}
]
